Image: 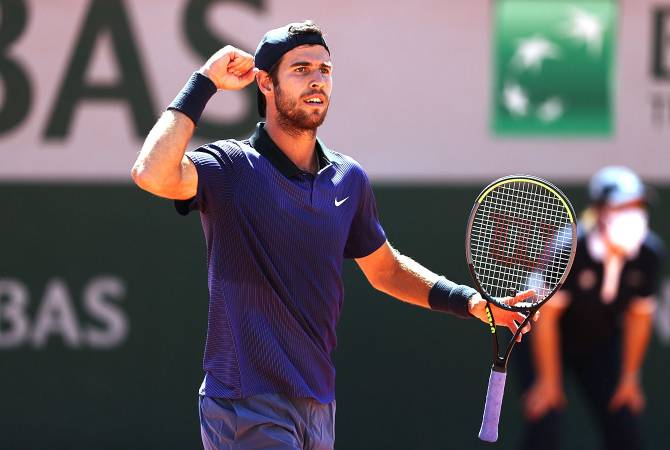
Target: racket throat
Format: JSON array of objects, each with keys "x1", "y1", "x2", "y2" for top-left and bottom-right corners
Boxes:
[{"x1": 492, "y1": 360, "x2": 507, "y2": 373}]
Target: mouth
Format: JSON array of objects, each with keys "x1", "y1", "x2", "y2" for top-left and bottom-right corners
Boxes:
[{"x1": 303, "y1": 94, "x2": 327, "y2": 106}]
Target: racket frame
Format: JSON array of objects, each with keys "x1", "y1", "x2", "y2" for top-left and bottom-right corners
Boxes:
[
  {"x1": 466, "y1": 174, "x2": 577, "y2": 313},
  {"x1": 466, "y1": 175, "x2": 577, "y2": 368},
  {"x1": 465, "y1": 175, "x2": 577, "y2": 442}
]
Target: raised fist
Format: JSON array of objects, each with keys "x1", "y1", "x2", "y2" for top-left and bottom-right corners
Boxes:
[{"x1": 198, "y1": 45, "x2": 256, "y2": 91}]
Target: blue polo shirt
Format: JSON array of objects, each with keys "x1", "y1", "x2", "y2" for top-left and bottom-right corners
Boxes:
[{"x1": 176, "y1": 122, "x2": 386, "y2": 403}]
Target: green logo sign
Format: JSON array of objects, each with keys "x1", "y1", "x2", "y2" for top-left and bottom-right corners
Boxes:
[{"x1": 493, "y1": 1, "x2": 617, "y2": 136}]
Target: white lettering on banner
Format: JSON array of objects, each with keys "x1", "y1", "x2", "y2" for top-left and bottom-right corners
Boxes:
[
  {"x1": 655, "y1": 278, "x2": 670, "y2": 345},
  {"x1": 0, "y1": 279, "x2": 30, "y2": 348},
  {"x1": 84, "y1": 276, "x2": 128, "y2": 348},
  {"x1": 0, "y1": 276, "x2": 129, "y2": 349},
  {"x1": 32, "y1": 279, "x2": 82, "y2": 347}
]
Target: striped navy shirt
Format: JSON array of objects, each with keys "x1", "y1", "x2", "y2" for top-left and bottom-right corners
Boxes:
[{"x1": 176, "y1": 122, "x2": 386, "y2": 403}]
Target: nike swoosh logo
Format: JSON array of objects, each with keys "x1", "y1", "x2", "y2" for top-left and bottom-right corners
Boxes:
[{"x1": 334, "y1": 196, "x2": 349, "y2": 207}]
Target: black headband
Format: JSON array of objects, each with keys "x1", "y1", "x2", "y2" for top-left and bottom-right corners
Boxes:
[
  {"x1": 254, "y1": 23, "x2": 329, "y2": 72},
  {"x1": 255, "y1": 23, "x2": 329, "y2": 117}
]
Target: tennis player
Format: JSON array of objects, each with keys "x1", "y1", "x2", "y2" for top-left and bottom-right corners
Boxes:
[
  {"x1": 518, "y1": 167, "x2": 665, "y2": 450},
  {"x1": 132, "y1": 21, "x2": 535, "y2": 450}
]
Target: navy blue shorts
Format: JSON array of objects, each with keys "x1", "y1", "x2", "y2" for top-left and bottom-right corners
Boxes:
[{"x1": 199, "y1": 393, "x2": 336, "y2": 450}]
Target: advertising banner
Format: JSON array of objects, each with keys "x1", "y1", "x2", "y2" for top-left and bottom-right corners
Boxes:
[
  {"x1": 0, "y1": 0, "x2": 668, "y2": 182},
  {"x1": 494, "y1": 1, "x2": 617, "y2": 135}
]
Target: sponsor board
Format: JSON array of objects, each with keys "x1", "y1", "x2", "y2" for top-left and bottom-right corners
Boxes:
[
  {"x1": 0, "y1": 0, "x2": 668, "y2": 182},
  {"x1": 493, "y1": 1, "x2": 616, "y2": 135}
]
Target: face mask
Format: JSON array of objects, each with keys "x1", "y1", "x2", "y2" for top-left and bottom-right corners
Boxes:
[{"x1": 603, "y1": 208, "x2": 648, "y2": 256}]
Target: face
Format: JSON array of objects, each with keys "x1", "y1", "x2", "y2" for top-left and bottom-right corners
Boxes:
[
  {"x1": 598, "y1": 202, "x2": 648, "y2": 255},
  {"x1": 265, "y1": 44, "x2": 333, "y2": 130}
]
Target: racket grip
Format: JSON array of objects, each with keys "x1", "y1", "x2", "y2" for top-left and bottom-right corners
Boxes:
[{"x1": 478, "y1": 368, "x2": 507, "y2": 442}]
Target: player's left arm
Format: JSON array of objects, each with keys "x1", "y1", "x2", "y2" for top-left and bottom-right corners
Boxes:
[
  {"x1": 609, "y1": 296, "x2": 656, "y2": 414},
  {"x1": 355, "y1": 241, "x2": 534, "y2": 336}
]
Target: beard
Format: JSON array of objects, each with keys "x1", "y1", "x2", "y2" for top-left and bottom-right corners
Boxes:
[{"x1": 274, "y1": 84, "x2": 329, "y2": 134}]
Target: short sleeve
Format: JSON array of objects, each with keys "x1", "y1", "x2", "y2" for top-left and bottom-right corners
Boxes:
[
  {"x1": 635, "y1": 233, "x2": 666, "y2": 297},
  {"x1": 174, "y1": 142, "x2": 237, "y2": 215},
  {"x1": 560, "y1": 231, "x2": 586, "y2": 296},
  {"x1": 560, "y1": 265, "x2": 578, "y2": 296},
  {"x1": 344, "y1": 171, "x2": 386, "y2": 258}
]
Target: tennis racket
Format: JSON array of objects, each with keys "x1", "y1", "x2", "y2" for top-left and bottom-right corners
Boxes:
[{"x1": 465, "y1": 175, "x2": 577, "y2": 442}]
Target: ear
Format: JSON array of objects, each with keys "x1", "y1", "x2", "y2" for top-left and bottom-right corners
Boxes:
[{"x1": 256, "y1": 70, "x2": 273, "y2": 94}]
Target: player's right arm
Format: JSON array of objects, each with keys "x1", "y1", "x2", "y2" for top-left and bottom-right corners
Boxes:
[
  {"x1": 131, "y1": 46, "x2": 256, "y2": 199},
  {"x1": 523, "y1": 290, "x2": 570, "y2": 421},
  {"x1": 132, "y1": 110, "x2": 198, "y2": 199}
]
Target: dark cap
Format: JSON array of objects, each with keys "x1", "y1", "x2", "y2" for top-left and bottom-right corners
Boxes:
[{"x1": 255, "y1": 21, "x2": 329, "y2": 117}]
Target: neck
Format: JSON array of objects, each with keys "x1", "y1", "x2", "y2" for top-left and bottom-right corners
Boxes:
[{"x1": 265, "y1": 120, "x2": 319, "y2": 174}]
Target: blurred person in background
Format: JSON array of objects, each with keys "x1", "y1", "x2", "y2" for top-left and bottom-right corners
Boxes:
[{"x1": 518, "y1": 166, "x2": 665, "y2": 450}]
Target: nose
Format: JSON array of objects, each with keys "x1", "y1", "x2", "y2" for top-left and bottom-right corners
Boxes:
[{"x1": 310, "y1": 72, "x2": 327, "y2": 89}]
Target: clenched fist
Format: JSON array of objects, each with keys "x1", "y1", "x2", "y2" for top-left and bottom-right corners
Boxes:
[{"x1": 197, "y1": 45, "x2": 256, "y2": 91}]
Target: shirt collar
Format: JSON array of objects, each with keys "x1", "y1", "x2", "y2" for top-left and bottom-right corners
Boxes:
[{"x1": 248, "y1": 122, "x2": 334, "y2": 178}]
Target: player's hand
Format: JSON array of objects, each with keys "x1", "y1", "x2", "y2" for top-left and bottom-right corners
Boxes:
[
  {"x1": 523, "y1": 379, "x2": 566, "y2": 421},
  {"x1": 468, "y1": 290, "x2": 538, "y2": 341},
  {"x1": 608, "y1": 376, "x2": 645, "y2": 414},
  {"x1": 198, "y1": 45, "x2": 257, "y2": 91}
]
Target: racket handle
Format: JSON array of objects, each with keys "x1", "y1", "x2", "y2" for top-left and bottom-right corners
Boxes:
[{"x1": 478, "y1": 368, "x2": 507, "y2": 442}]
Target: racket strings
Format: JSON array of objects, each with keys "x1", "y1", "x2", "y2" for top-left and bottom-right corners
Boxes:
[
  {"x1": 473, "y1": 184, "x2": 571, "y2": 299},
  {"x1": 470, "y1": 181, "x2": 573, "y2": 302}
]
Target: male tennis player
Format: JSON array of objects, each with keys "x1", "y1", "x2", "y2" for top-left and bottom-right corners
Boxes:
[
  {"x1": 132, "y1": 21, "x2": 535, "y2": 449},
  {"x1": 518, "y1": 167, "x2": 665, "y2": 450}
]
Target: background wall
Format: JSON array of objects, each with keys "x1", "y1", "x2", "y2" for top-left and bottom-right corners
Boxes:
[
  {"x1": 1, "y1": 0, "x2": 669, "y2": 181},
  {"x1": 1, "y1": 184, "x2": 669, "y2": 450},
  {"x1": 1, "y1": 1, "x2": 669, "y2": 449}
]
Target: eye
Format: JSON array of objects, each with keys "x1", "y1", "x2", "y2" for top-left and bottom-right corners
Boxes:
[
  {"x1": 295, "y1": 67, "x2": 307, "y2": 73},
  {"x1": 320, "y1": 68, "x2": 331, "y2": 75}
]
